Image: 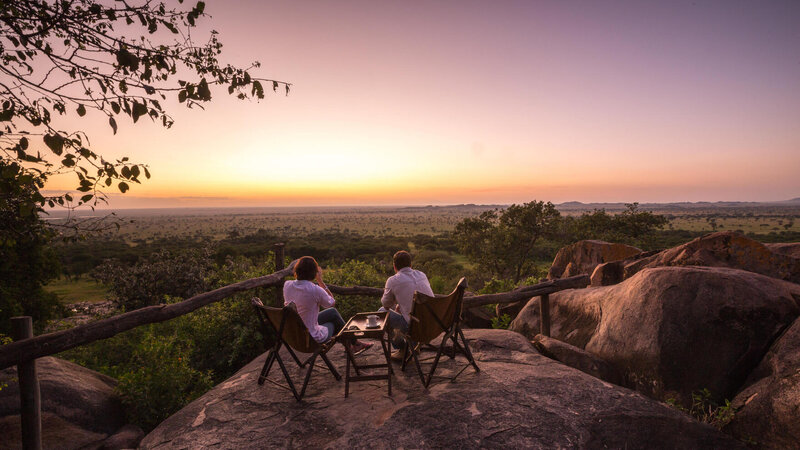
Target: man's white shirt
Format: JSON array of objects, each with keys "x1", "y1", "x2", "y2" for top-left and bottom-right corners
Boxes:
[{"x1": 381, "y1": 267, "x2": 434, "y2": 323}]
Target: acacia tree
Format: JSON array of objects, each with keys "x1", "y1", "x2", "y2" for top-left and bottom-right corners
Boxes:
[
  {"x1": 453, "y1": 201, "x2": 562, "y2": 283},
  {"x1": 562, "y1": 203, "x2": 668, "y2": 250},
  {"x1": 0, "y1": 0, "x2": 287, "y2": 329}
]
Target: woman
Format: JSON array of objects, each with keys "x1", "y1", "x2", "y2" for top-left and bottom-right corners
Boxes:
[{"x1": 283, "y1": 256, "x2": 371, "y2": 354}]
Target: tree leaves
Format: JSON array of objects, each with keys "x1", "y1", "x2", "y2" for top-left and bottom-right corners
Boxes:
[
  {"x1": 197, "y1": 78, "x2": 211, "y2": 101},
  {"x1": 118, "y1": 182, "x2": 129, "y2": 193},
  {"x1": 43, "y1": 133, "x2": 65, "y2": 155},
  {"x1": 132, "y1": 101, "x2": 148, "y2": 123},
  {"x1": 3, "y1": 0, "x2": 288, "y2": 222}
]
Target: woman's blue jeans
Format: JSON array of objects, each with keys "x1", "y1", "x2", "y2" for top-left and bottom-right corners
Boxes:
[{"x1": 318, "y1": 307, "x2": 345, "y2": 342}]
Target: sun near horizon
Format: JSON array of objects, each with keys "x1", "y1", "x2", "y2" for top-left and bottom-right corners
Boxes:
[{"x1": 41, "y1": 0, "x2": 800, "y2": 208}]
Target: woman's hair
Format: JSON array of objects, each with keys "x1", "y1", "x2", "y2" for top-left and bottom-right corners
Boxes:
[{"x1": 294, "y1": 256, "x2": 319, "y2": 281}]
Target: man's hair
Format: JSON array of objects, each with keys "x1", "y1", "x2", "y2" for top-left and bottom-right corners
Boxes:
[
  {"x1": 294, "y1": 256, "x2": 318, "y2": 281},
  {"x1": 393, "y1": 250, "x2": 412, "y2": 270}
]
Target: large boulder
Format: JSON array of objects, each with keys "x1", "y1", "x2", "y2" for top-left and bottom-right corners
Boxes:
[
  {"x1": 725, "y1": 317, "x2": 800, "y2": 449},
  {"x1": 510, "y1": 266, "x2": 800, "y2": 404},
  {"x1": 547, "y1": 240, "x2": 642, "y2": 279},
  {"x1": 0, "y1": 356, "x2": 137, "y2": 449},
  {"x1": 623, "y1": 232, "x2": 800, "y2": 284},
  {"x1": 140, "y1": 329, "x2": 740, "y2": 449}
]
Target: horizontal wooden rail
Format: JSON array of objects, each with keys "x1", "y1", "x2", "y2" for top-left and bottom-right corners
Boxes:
[
  {"x1": 1, "y1": 264, "x2": 588, "y2": 370},
  {"x1": 0, "y1": 263, "x2": 297, "y2": 370},
  {"x1": 325, "y1": 274, "x2": 590, "y2": 309},
  {"x1": 462, "y1": 274, "x2": 589, "y2": 308},
  {"x1": 328, "y1": 285, "x2": 384, "y2": 296}
]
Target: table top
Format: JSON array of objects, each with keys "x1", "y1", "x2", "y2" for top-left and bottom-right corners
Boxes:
[{"x1": 338, "y1": 311, "x2": 388, "y2": 338}]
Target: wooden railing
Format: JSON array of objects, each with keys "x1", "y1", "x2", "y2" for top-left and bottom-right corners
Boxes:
[
  {"x1": 1, "y1": 272, "x2": 589, "y2": 369},
  {"x1": 1, "y1": 246, "x2": 589, "y2": 448}
]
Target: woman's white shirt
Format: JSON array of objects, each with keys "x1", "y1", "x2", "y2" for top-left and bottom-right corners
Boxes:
[{"x1": 283, "y1": 279, "x2": 335, "y2": 342}]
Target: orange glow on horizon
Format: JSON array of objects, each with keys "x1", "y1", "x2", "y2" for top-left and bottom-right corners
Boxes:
[{"x1": 37, "y1": 1, "x2": 800, "y2": 207}]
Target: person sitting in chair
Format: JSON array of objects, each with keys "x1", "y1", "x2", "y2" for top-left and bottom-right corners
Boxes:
[
  {"x1": 284, "y1": 256, "x2": 371, "y2": 354},
  {"x1": 379, "y1": 250, "x2": 434, "y2": 360}
]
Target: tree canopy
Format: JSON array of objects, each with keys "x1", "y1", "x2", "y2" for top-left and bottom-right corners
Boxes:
[
  {"x1": 0, "y1": 0, "x2": 286, "y2": 331},
  {"x1": 454, "y1": 200, "x2": 562, "y2": 283},
  {"x1": 454, "y1": 201, "x2": 668, "y2": 283},
  {"x1": 1, "y1": 0, "x2": 287, "y2": 215}
]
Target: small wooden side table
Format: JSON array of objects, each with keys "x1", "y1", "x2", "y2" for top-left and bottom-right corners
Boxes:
[{"x1": 337, "y1": 311, "x2": 394, "y2": 398}]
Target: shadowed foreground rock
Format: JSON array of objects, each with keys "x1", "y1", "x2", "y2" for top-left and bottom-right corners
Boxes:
[
  {"x1": 726, "y1": 317, "x2": 800, "y2": 449},
  {"x1": 0, "y1": 356, "x2": 143, "y2": 450},
  {"x1": 140, "y1": 329, "x2": 740, "y2": 449}
]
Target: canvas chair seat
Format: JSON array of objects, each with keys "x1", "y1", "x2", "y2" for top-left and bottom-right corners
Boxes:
[
  {"x1": 251, "y1": 298, "x2": 341, "y2": 401},
  {"x1": 400, "y1": 277, "x2": 480, "y2": 388}
]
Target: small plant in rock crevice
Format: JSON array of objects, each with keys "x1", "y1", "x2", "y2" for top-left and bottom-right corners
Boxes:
[{"x1": 664, "y1": 388, "x2": 736, "y2": 429}]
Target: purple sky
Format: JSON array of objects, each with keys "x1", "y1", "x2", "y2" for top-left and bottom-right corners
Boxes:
[{"x1": 46, "y1": 0, "x2": 800, "y2": 206}]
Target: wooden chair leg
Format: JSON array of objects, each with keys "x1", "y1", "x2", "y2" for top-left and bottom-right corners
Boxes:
[
  {"x1": 258, "y1": 351, "x2": 273, "y2": 385},
  {"x1": 424, "y1": 331, "x2": 452, "y2": 388},
  {"x1": 259, "y1": 340, "x2": 283, "y2": 384},
  {"x1": 412, "y1": 350, "x2": 426, "y2": 386},
  {"x1": 273, "y1": 349, "x2": 301, "y2": 401},
  {"x1": 286, "y1": 345, "x2": 303, "y2": 367},
  {"x1": 320, "y1": 351, "x2": 341, "y2": 381},
  {"x1": 401, "y1": 340, "x2": 410, "y2": 371},
  {"x1": 298, "y1": 354, "x2": 318, "y2": 400},
  {"x1": 457, "y1": 328, "x2": 480, "y2": 372}
]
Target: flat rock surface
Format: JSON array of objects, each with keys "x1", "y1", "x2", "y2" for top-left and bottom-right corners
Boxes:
[{"x1": 140, "y1": 329, "x2": 740, "y2": 449}]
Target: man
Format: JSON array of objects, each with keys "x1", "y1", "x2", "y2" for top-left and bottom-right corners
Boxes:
[{"x1": 380, "y1": 250, "x2": 434, "y2": 360}]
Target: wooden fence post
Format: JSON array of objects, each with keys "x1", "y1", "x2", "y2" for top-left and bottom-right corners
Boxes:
[
  {"x1": 273, "y1": 243, "x2": 286, "y2": 307},
  {"x1": 11, "y1": 316, "x2": 42, "y2": 450},
  {"x1": 539, "y1": 294, "x2": 551, "y2": 337}
]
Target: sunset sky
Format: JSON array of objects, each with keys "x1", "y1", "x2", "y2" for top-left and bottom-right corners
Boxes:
[{"x1": 44, "y1": 0, "x2": 800, "y2": 207}]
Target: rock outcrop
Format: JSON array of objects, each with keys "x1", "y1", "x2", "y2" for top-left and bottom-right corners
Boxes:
[
  {"x1": 725, "y1": 317, "x2": 800, "y2": 449},
  {"x1": 140, "y1": 329, "x2": 741, "y2": 449},
  {"x1": 623, "y1": 232, "x2": 800, "y2": 284},
  {"x1": 547, "y1": 240, "x2": 642, "y2": 280},
  {"x1": 765, "y1": 242, "x2": 800, "y2": 259},
  {"x1": 0, "y1": 356, "x2": 140, "y2": 449},
  {"x1": 510, "y1": 266, "x2": 800, "y2": 404},
  {"x1": 532, "y1": 334, "x2": 623, "y2": 385}
]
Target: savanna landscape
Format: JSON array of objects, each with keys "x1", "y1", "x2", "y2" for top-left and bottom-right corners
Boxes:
[{"x1": 2, "y1": 0, "x2": 800, "y2": 449}]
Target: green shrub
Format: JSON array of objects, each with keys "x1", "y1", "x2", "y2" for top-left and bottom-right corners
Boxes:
[
  {"x1": 115, "y1": 333, "x2": 213, "y2": 430},
  {"x1": 322, "y1": 259, "x2": 385, "y2": 319},
  {"x1": 91, "y1": 248, "x2": 214, "y2": 311},
  {"x1": 478, "y1": 277, "x2": 517, "y2": 294},
  {"x1": 491, "y1": 313, "x2": 512, "y2": 330}
]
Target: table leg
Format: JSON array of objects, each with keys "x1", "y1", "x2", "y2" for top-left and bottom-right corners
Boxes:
[
  {"x1": 344, "y1": 339, "x2": 361, "y2": 376},
  {"x1": 380, "y1": 336, "x2": 394, "y2": 375},
  {"x1": 382, "y1": 336, "x2": 392, "y2": 396}
]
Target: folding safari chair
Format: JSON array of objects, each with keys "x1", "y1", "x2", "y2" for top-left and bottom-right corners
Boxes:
[
  {"x1": 400, "y1": 278, "x2": 480, "y2": 388},
  {"x1": 251, "y1": 298, "x2": 341, "y2": 401}
]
